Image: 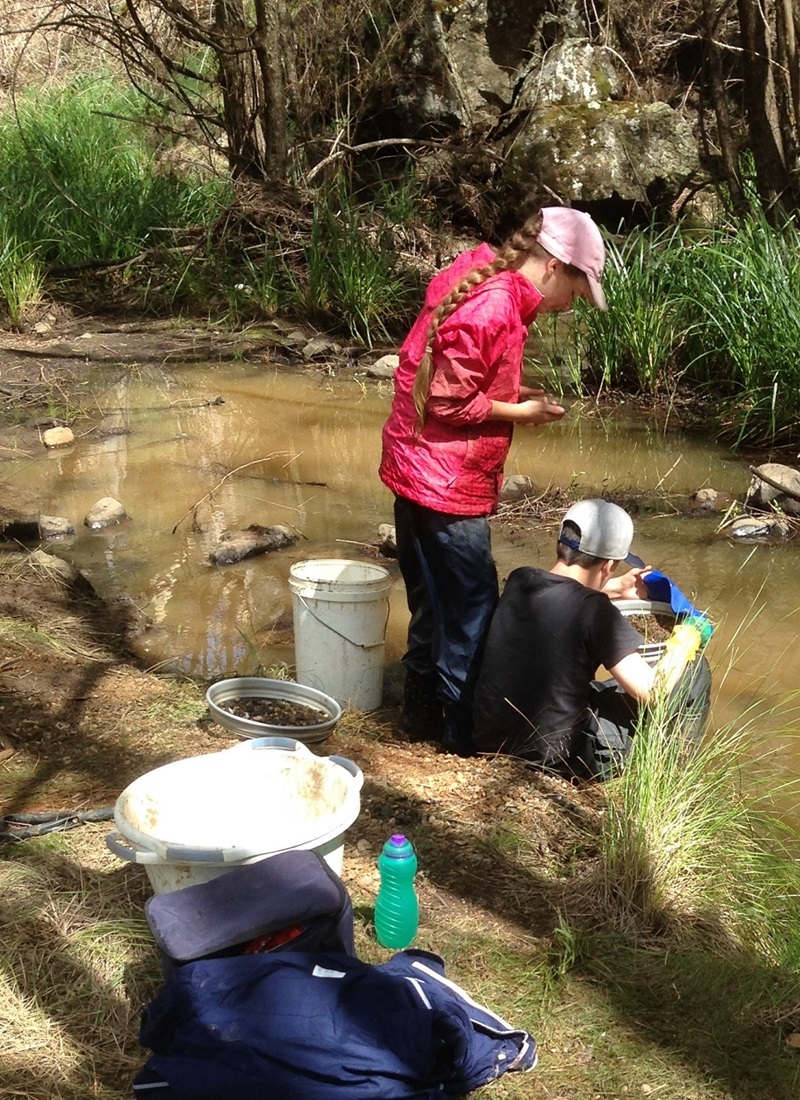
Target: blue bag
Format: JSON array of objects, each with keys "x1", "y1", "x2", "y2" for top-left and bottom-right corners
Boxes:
[{"x1": 144, "y1": 849, "x2": 355, "y2": 978}]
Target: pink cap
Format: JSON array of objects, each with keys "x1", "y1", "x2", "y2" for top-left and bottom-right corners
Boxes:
[{"x1": 538, "y1": 207, "x2": 607, "y2": 311}]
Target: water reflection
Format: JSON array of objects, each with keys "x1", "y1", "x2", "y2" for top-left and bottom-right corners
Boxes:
[{"x1": 1, "y1": 361, "x2": 797, "y2": 783}]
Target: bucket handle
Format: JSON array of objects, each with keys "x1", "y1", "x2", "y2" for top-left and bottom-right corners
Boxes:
[
  {"x1": 107, "y1": 829, "x2": 233, "y2": 865},
  {"x1": 328, "y1": 755, "x2": 364, "y2": 790},
  {"x1": 230, "y1": 740, "x2": 363, "y2": 789},
  {"x1": 106, "y1": 830, "x2": 162, "y2": 865},
  {"x1": 294, "y1": 592, "x2": 389, "y2": 650}
]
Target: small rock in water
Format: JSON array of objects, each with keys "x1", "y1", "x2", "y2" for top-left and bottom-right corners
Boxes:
[
  {"x1": 726, "y1": 515, "x2": 790, "y2": 541},
  {"x1": 378, "y1": 523, "x2": 397, "y2": 555},
  {"x1": 209, "y1": 524, "x2": 298, "y2": 565},
  {"x1": 39, "y1": 514, "x2": 75, "y2": 539},
  {"x1": 499, "y1": 474, "x2": 532, "y2": 503},
  {"x1": 29, "y1": 549, "x2": 79, "y2": 584},
  {"x1": 42, "y1": 426, "x2": 74, "y2": 448},
  {"x1": 746, "y1": 463, "x2": 800, "y2": 516},
  {"x1": 366, "y1": 354, "x2": 399, "y2": 379},
  {"x1": 84, "y1": 497, "x2": 129, "y2": 529}
]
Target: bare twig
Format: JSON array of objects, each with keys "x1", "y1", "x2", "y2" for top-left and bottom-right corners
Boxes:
[{"x1": 171, "y1": 453, "x2": 297, "y2": 534}]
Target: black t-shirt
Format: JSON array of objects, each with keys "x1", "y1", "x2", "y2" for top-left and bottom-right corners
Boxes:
[{"x1": 472, "y1": 568, "x2": 643, "y2": 768}]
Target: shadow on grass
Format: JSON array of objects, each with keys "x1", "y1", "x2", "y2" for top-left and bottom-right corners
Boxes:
[
  {"x1": 0, "y1": 841, "x2": 162, "y2": 1100},
  {"x1": 0, "y1": 564, "x2": 217, "y2": 814},
  {"x1": 358, "y1": 759, "x2": 800, "y2": 1100}
]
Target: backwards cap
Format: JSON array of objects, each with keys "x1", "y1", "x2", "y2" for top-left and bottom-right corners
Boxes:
[
  {"x1": 559, "y1": 499, "x2": 638, "y2": 564},
  {"x1": 539, "y1": 207, "x2": 607, "y2": 311}
]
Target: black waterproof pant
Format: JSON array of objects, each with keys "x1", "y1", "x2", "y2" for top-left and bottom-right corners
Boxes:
[{"x1": 393, "y1": 495, "x2": 498, "y2": 752}]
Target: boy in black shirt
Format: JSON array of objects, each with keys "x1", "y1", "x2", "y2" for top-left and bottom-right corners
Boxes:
[{"x1": 472, "y1": 499, "x2": 711, "y2": 778}]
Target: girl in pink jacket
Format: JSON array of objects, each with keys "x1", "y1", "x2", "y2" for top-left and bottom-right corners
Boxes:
[{"x1": 379, "y1": 207, "x2": 607, "y2": 755}]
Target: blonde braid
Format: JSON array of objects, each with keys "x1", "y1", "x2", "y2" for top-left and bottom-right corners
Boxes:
[{"x1": 411, "y1": 212, "x2": 545, "y2": 433}]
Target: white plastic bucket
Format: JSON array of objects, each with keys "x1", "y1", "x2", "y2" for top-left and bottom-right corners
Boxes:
[
  {"x1": 105, "y1": 737, "x2": 363, "y2": 894},
  {"x1": 288, "y1": 558, "x2": 392, "y2": 711}
]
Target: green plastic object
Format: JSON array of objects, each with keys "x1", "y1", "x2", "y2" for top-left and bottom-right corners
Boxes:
[
  {"x1": 684, "y1": 614, "x2": 714, "y2": 647},
  {"x1": 374, "y1": 833, "x2": 419, "y2": 949}
]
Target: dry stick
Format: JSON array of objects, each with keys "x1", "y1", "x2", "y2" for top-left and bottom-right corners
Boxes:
[
  {"x1": 171, "y1": 453, "x2": 297, "y2": 534},
  {"x1": 306, "y1": 138, "x2": 444, "y2": 184},
  {"x1": 653, "y1": 455, "x2": 683, "y2": 492}
]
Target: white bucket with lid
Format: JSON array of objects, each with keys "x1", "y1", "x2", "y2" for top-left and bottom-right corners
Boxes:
[
  {"x1": 105, "y1": 737, "x2": 363, "y2": 894},
  {"x1": 288, "y1": 558, "x2": 392, "y2": 711}
]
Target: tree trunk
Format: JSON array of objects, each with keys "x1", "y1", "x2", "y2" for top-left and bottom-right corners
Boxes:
[
  {"x1": 736, "y1": 0, "x2": 800, "y2": 216},
  {"x1": 253, "y1": 0, "x2": 288, "y2": 182},
  {"x1": 701, "y1": 0, "x2": 747, "y2": 215},
  {"x1": 212, "y1": 0, "x2": 268, "y2": 179}
]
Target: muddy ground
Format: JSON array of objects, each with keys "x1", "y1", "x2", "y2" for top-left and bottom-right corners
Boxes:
[{"x1": 0, "y1": 318, "x2": 601, "y2": 940}]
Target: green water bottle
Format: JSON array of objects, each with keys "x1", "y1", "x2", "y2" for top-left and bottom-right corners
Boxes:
[{"x1": 374, "y1": 833, "x2": 419, "y2": 949}]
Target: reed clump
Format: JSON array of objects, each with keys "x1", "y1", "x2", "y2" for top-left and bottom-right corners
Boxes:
[
  {"x1": 578, "y1": 210, "x2": 800, "y2": 448},
  {"x1": 598, "y1": 685, "x2": 800, "y2": 976}
]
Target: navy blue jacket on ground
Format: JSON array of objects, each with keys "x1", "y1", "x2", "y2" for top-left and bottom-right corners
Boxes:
[{"x1": 133, "y1": 949, "x2": 537, "y2": 1098}]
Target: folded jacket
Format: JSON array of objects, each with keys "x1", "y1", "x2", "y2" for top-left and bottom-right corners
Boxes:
[{"x1": 134, "y1": 948, "x2": 537, "y2": 1099}]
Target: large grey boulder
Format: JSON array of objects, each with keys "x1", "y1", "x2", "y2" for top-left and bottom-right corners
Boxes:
[
  {"x1": 503, "y1": 98, "x2": 698, "y2": 205},
  {"x1": 514, "y1": 39, "x2": 621, "y2": 113},
  {"x1": 389, "y1": 4, "x2": 699, "y2": 211},
  {"x1": 746, "y1": 464, "x2": 800, "y2": 517}
]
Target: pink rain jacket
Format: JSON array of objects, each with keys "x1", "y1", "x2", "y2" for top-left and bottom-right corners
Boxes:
[{"x1": 379, "y1": 244, "x2": 543, "y2": 515}]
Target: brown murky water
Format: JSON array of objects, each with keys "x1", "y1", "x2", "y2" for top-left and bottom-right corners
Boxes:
[{"x1": 2, "y1": 361, "x2": 798, "y2": 787}]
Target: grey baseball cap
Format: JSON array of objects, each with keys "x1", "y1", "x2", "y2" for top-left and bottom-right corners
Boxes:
[{"x1": 558, "y1": 499, "x2": 639, "y2": 564}]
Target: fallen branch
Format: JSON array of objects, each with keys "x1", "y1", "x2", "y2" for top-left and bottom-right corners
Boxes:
[
  {"x1": 171, "y1": 453, "x2": 298, "y2": 534},
  {"x1": 306, "y1": 137, "x2": 446, "y2": 184}
]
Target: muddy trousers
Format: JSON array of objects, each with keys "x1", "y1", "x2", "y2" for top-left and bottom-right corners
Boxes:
[{"x1": 393, "y1": 495, "x2": 498, "y2": 752}]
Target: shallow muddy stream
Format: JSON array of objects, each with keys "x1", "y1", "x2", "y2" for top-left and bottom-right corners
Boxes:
[{"x1": 2, "y1": 360, "x2": 799, "y2": 788}]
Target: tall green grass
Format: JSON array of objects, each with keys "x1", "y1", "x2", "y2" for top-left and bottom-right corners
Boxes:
[
  {"x1": 0, "y1": 238, "x2": 44, "y2": 327},
  {"x1": 578, "y1": 210, "x2": 800, "y2": 446},
  {"x1": 213, "y1": 178, "x2": 420, "y2": 343},
  {"x1": 599, "y1": 686, "x2": 800, "y2": 968},
  {"x1": 0, "y1": 75, "x2": 228, "y2": 268}
]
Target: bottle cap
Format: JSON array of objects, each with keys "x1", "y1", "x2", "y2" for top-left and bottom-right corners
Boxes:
[{"x1": 382, "y1": 833, "x2": 414, "y2": 858}]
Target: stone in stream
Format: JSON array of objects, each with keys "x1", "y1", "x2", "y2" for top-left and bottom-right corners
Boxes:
[
  {"x1": 85, "y1": 497, "x2": 130, "y2": 529},
  {"x1": 28, "y1": 549, "x2": 80, "y2": 584},
  {"x1": 39, "y1": 514, "x2": 75, "y2": 538},
  {"x1": 366, "y1": 354, "x2": 399, "y2": 379},
  {"x1": 0, "y1": 514, "x2": 75, "y2": 542},
  {"x1": 746, "y1": 463, "x2": 800, "y2": 516},
  {"x1": 378, "y1": 523, "x2": 397, "y2": 556},
  {"x1": 725, "y1": 515, "x2": 791, "y2": 542},
  {"x1": 499, "y1": 474, "x2": 532, "y2": 503},
  {"x1": 209, "y1": 524, "x2": 298, "y2": 565},
  {"x1": 42, "y1": 426, "x2": 74, "y2": 448}
]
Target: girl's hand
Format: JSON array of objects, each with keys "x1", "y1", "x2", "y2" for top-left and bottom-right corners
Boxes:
[
  {"x1": 518, "y1": 386, "x2": 545, "y2": 401},
  {"x1": 488, "y1": 395, "x2": 566, "y2": 424},
  {"x1": 515, "y1": 397, "x2": 566, "y2": 425}
]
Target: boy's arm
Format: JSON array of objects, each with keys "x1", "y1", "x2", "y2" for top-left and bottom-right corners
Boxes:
[
  {"x1": 607, "y1": 651, "x2": 655, "y2": 703},
  {"x1": 603, "y1": 568, "x2": 650, "y2": 600},
  {"x1": 609, "y1": 622, "x2": 709, "y2": 706}
]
